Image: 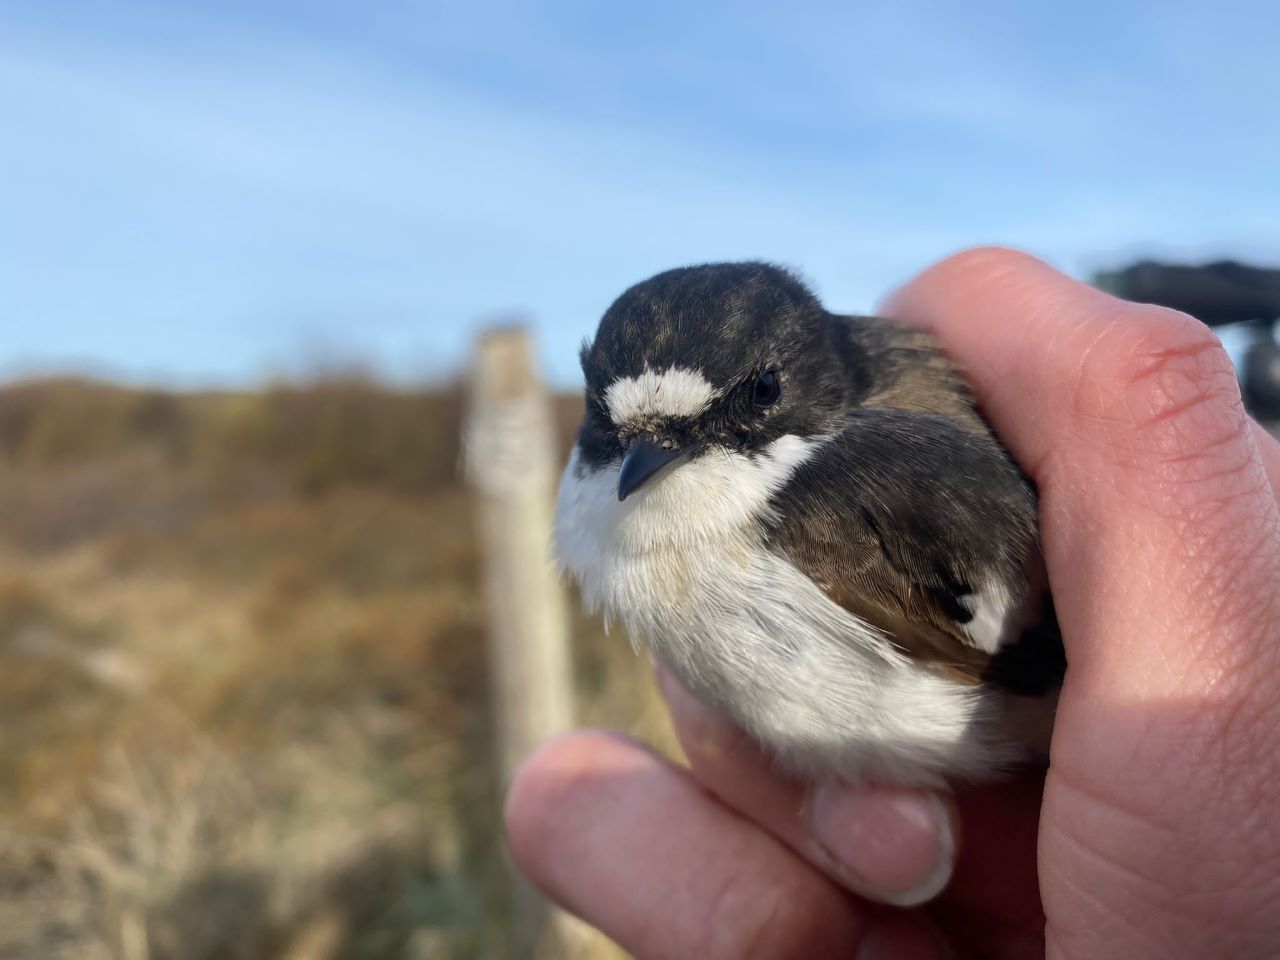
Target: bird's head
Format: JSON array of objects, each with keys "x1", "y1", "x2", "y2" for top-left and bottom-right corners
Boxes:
[{"x1": 576, "y1": 261, "x2": 866, "y2": 501}]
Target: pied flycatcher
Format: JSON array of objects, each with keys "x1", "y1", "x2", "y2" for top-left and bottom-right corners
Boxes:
[{"x1": 554, "y1": 262, "x2": 1064, "y2": 785}]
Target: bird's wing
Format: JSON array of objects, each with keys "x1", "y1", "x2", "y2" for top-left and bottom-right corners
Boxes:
[{"x1": 767, "y1": 409, "x2": 1063, "y2": 693}]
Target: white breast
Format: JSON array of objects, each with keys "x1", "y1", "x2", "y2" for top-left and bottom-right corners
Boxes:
[{"x1": 553, "y1": 439, "x2": 1027, "y2": 785}]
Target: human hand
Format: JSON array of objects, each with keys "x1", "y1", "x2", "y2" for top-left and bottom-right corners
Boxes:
[{"x1": 504, "y1": 248, "x2": 1280, "y2": 958}]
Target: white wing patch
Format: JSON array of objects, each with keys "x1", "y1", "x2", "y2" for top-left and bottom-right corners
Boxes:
[
  {"x1": 959, "y1": 580, "x2": 1018, "y2": 653},
  {"x1": 604, "y1": 366, "x2": 717, "y2": 424}
]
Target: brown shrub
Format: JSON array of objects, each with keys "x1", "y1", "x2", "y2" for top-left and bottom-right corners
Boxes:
[{"x1": 0, "y1": 375, "x2": 665, "y2": 959}]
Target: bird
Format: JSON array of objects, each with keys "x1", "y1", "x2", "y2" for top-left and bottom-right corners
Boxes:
[{"x1": 553, "y1": 261, "x2": 1065, "y2": 786}]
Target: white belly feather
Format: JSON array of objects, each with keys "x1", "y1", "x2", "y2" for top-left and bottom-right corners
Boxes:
[{"x1": 554, "y1": 439, "x2": 1024, "y2": 785}]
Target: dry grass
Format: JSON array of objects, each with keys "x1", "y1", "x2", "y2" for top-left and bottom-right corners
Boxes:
[{"x1": 0, "y1": 376, "x2": 673, "y2": 960}]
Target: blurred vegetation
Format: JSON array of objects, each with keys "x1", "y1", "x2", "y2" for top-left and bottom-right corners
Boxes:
[{"x1": 0, "y1": 376, "x2": 673, "y2": 960}]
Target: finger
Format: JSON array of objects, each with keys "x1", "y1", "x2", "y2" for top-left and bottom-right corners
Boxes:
[
  {"x1": 1250, "y1": 418, "x2": 1280, "y2": 495},
  {"x1": 504, "y1": 730, "x2": 874, "y2": 959},
  {"x1": 885, "y1": 247, "x2": 1280, "y2": 699},
  {"x1": 658, "y1": 668, "x2": 958, "y2": 907},
  {"x1": 886, "y1": 248, "x2": 1280, "y2": 955},
  {"x1": 662, "y1": 666, "x2": 1051, "y2": 957},
  {"x1": 857, "y1": 911, "x2": 961, "y2": 960},
  {"x1": 936, "y1": 777, "x2": 1047, "y2": 958}
]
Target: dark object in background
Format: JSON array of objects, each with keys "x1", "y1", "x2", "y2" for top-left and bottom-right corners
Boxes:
[
  {"x1": 1244, "y1": 338, "x2": 1280, "y2": 420},
  {"x1": 1095, "y1": 260, "x2": 1280, "y2": 328},
  {"x1": 1095, "y1": 259, "x2": 1280, "y2": 422}
]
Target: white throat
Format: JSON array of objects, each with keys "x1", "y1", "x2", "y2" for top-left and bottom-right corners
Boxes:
[
  {"x1": 556, "y1": 435, "x2": 819, "y2": 563},
  {"x1": 553, "y1": 432, "x2": 1023, "y2": 785}
]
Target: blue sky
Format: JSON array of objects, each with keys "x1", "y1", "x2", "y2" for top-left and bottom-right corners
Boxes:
[{"x1": 2, "y1": 1, "x2": 1277, "y2": 387}]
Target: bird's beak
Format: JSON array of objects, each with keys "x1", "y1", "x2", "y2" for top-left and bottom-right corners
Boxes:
[{"x1": 617, "y1": 437, "x2": 693, "y2": 501}]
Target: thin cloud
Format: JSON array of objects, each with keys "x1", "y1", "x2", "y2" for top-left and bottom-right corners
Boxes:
[{"x1": 1, "y1": 1, "x2": 1276, "y2": 385}]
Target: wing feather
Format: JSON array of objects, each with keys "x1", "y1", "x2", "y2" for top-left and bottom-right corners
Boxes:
[{"x1": 767, "y1": 407, "x2": 1057, "y2": 690}]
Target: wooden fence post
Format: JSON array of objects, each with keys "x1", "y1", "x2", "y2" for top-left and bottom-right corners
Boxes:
[{"x1": 464, "y1": 327, "x2": 580, "y2": 955}]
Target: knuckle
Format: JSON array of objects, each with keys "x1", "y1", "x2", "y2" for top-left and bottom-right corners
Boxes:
[
  {"x1": 1067, "y1": 305, "x2": 1269, "y2": 545},
  {"x1": 1074, "y1": 305, "x2": 1248, "y2": 472},
  {"x1": 931, "y1": 245, "x2": 1048, "y2": 286},
  {"x1": 1062, "y1": 304, "x2": 1280, "y2": 645},
  {"x1": 944, "y1": 244, "x2": 1042, "y2": 270},
  {"x1": 1049, "y1": 765, "x2": 1275, "y2": 937},
  {"x1": 1142, "y1": 701, "x2": 1280, "y2": 945}
]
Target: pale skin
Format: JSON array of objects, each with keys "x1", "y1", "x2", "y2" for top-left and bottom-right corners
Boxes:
[{"x1": 504, "y1": 248, "x2": 1280, "y2": 959}]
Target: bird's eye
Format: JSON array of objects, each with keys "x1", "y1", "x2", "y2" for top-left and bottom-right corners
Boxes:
[{"x1": 752, "y1": 371, "x2": 782, "y2": 407}]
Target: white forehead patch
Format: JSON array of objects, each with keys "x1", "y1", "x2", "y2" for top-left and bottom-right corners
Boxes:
[{"x1": 604, "y1": 366, "x2": 717, "y2": 424}]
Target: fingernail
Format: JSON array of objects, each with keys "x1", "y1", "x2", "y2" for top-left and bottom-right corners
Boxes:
[{"x1": 808, "y1": 784, "x2": 954, "y2": 907}]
